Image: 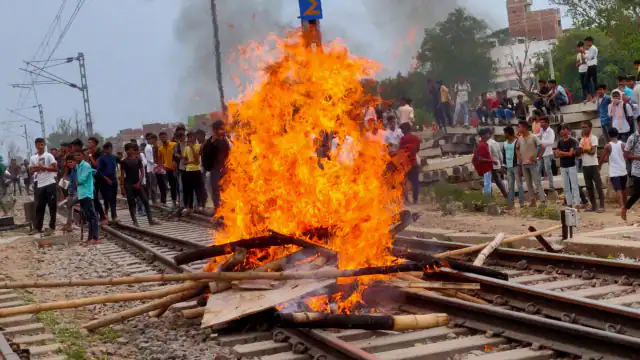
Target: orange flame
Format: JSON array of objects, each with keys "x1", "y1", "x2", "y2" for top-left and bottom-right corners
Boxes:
[{"x1": 214, "y1": 30, "x2": 405, "y2": 272}]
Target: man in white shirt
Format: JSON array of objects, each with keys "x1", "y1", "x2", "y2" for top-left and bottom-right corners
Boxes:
[
  {"x1": 144, "y1": 133, "x2": 159, "y2": 205},
  {"x1": 487, "y1": 130, "x2": 508, "y2": 198},
  {"x1": 537, "y1": 116, "x2": 556, "y2": 190},
  {"x1": 576, "y1": 41, "x2": 591, "y2": 102},
  {"x1": 584, "y1": 36, "x2": 598, "y2": 102},
  {"x1": 580, "y1": 121, "x2": 604, "y2": 212},
  {"x1": 453, "y1": 77, "x2": 471, "y2": 127},
  {"x1": 29, "y1": 138, "x2": 58, "y2": 236},
  {"x1": 397, "y1": 98, "x2": 414, "y2": 126},
  {"x1": 383, "y1": 117, "x2": 403, "y2": 152},
  {"x1": 365, "y1": 118, "x2": 386, "y2": 144},
  {"x1": 362, "y1": 104, "x2": 377, "y2": 131}
]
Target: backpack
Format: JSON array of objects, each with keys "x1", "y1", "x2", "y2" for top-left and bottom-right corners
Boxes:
[{"x1": 565, "y1": 88, "x2": 573, "y2": 105}]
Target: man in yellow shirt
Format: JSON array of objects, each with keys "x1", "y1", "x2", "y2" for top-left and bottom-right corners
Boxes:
[
  {"x1": 438, "y1": 80, "x2": 453, "y2": 128},
  {"x1": 182, "y1": 131, "x2": 204, "y2": 212},
  {"x1": 157, "y1": 131, "x2": 177, "y2": 207}
]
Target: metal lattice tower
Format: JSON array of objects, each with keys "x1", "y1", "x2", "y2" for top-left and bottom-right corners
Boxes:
[{"x1": 77, "y1": 52, "x2": 93, "y2": 135}]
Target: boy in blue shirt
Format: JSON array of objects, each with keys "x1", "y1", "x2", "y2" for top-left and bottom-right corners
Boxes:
[
  {"x1": 596, "y1": 84, "x2": 612, "y2": 141},
  {"x1": 71, "y1": 151, "x2": 100, "y2": 244}
]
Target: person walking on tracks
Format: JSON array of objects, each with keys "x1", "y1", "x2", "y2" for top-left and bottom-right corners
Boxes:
[
  {"x1": 29, "y1": 138, "x2": 58, "y2": 236},
  {"x1": 119, "y1": 143, "x2": 160, "y2": 227},
  {"x1": 97, "y1": 142, "x2": 119, "y2": 223}
]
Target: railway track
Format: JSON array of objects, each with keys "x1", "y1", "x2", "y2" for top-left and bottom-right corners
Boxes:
[{"x1": 87, "y1": 205, "x2": 640, "y2": 359}]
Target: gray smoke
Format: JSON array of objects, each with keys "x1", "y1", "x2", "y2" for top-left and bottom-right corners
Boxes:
[{"x1": 173, "y1": 0, "x2": 460, "y2": 116}]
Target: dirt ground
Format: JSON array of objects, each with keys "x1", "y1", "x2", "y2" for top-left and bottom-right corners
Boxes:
[{"x1": 409, "y1": 200, "x2": 633, "y2": 236}]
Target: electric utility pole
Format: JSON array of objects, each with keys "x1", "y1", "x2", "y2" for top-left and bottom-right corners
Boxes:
[
  {"x1": 299, "y1": 0, "x2": 323, "y2": 49},
  {"x1": 6, "y1": 105, "x2": 45, "y2": 141},
  {"x1": 22, "y1": 125, "x2": 31, "y2": 158},
  {"x1": 77, "y1": 52, "x2": 93, "y2": 135},
  {"x1": 210, "y1": 0, "x2": 227, "y2": 117}
]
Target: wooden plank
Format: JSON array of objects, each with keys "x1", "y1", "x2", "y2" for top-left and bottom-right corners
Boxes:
[{"x1": 202, "y1": 276, "x2": 334, "y2": 328}]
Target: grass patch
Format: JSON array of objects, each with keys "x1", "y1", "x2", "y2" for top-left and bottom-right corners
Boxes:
[
  {"x1": 430, "y1": 182, "x2": 494, "y2": 213},
  {"x1": 94, "y1": 327, "x2": 122, "y2": 341},
  {"x1": 520, "y1": 205, "x2": 561, "y2": 220}
]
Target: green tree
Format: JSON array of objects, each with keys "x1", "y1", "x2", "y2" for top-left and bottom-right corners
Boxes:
[
  {"x1": 415, "y1": 7, "x2": 495, "y2": 96},
  {"x1": 549, "y1": 0, "x2": 640, "y2": 59},
  {"x1": 46, "y1": 114, "x2": 104, "y2": 150},
  {"x1": 535, "y1": 29, "x2": 630, "y2": 101}
]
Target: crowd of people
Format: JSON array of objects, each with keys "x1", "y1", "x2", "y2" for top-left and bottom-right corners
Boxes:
[{"x1": 21, "y1": 120, "x2": 231, "y2": 244}]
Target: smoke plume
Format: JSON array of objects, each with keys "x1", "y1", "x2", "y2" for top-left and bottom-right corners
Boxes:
[{"x1": 173, "y1": 0, "x2": 459, "y2": 116}]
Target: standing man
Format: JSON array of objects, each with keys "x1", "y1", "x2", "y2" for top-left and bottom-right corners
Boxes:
[
  {"x1": 453, "y1": 76, "x2": 471, "y2": 127},
  {"x1": 502, "y1": 126, "x2": 525, "y2": 209},
  {"x1": 29, "y1": 138, "x2": 58, "y2": 236},
  {"x1": 158, "y1": 131, "x2": 177, "y2": 207},
  {"x1": 9, "y1": 159, "x2": 21, "y2": 196},
  {"x1": 438, "y1": 81, "x2": 453, "y2": 128},
  {"x1": 202, "y1": 120, "x2": 230, "y2": 212},
  {"x1": 428, "y1": 79, "x2": 442, "y2": 129},
  {"x1": 596, "y1": 84, "x2": 612, "y2": 141},
  {"x1": 383, "y1": 117, "x2": 403, "y2": 152},
  {"x1": 517, "y1": 120, "x2": 546, "y2": 206},
  {"x1": 87, "y1": 137, "x2": 106, "y2": 224},
  {"x1": 119, "y1": 143, "x2": 160, "y2": 226},
  {"x1": 623, "y1": 116, "x2": 640, "y2": 220},
  {"x1": 580, "y1": 121, "x2": 605, "y2": 212},
  {"x1": 555, "y1": 124, "x2": 580, "y2": 208},
  {"x1": 473, "y1": 128, "x2": 495, "y2": 198},
  {"x1": 487, "y1": 129, "x2": 508, "y2": 198},
  {"x1": 97, "y1": 142, "x2": 118, "y2": 223},
  {"x1": 182, "y1": 131, "x2": 204, "y2": 212},
  {"x1": 173, "y1": 129, "x2": 188, "y2": 208},
  {"x1": 609, "y1": 89, "x2": 633, "y2": 142},
  {"x1": 576, "y1": 41, "x2": 590, "y2": 102},
  {"x1": 144, "y1": 133, "x2": 159, "y2": 205},
  {"x1": 600, "y1": 128, "x2": 627, "y2": 218},
  {"x1": 537, "y1": 116, "x2": 556, "y2": 190},
  {"x1": 73, "y1": 151, "x2": 100, "y2": 244},
  {"x1": 584, "y1": 36, "x2": 598, "y2": 100},
  {"x1": 397, "y1": 98, "x2": 414, "y2": 127},
  {"x1": 398, "y1": 122, "x2": 421, "y2": 204}
]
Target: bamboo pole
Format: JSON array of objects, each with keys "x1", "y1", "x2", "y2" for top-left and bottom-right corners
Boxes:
[
  {"x1": 0, "y1": 263, "x2": 435, "y2": 290},
  {"x1": 0, "y1": 281, "x2": 208, "y2": 318},
  {"x1": 434, "y1": 225, "x2": 562, "y2": 259},
  {"x1": 472, "y1": 233, "x2": 505, "y2": 266},
  {"x1": 82, "y1": 284, "x2": 202, "y2": 331},
  {"x1": 182, "y1": 307, "x2": 205, "y2": 319},
  {"x1": 397, "y1": 274, "x2": 488, "y2": 305}
]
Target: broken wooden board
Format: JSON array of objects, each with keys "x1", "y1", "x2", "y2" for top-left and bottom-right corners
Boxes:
[
  {"x1": 202, "y1": 275, "x2": 334, "y2": 328},
  {"x1": 235, "y1": 279, "x2": 285, "y2": 290}
]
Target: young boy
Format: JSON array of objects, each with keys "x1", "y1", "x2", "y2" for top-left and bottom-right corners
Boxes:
[
  {"x1": 580, "y1": 121, "x2": 605, "y2": 212},
  {"x1": 182, "y1": 131, "x2": 204, "y2": 212},
  {"x1": 398, "y1": 122, "x2": 422, "y2": 204},
  {"x1": 502, "y1": 126, "x2": 525, "y2": 209},
  {"x1": 576, "y1": 41, "x2": 590, "y2": 102},
  {"x1": 119, "y1": 143, "x2": 160, "y2": 226},
  {"x1": 600, "y1": 127, "x2": 628, "y2": 219},
  {"x1": 72, "y1": 151, "x2": 100, "y2": 244},
  {"x1": 97, "y1": 142, "x2": 118, "y2": 223},
  {"x1": 555, "y1": 124, "x2": 580, "y2": 207}
]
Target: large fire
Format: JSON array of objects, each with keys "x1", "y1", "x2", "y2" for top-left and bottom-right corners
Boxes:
[{"x1": 205, "y1": 30, "x2": 406, "y2": 297}]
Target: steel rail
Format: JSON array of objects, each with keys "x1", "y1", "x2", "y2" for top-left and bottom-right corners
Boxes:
[
  {"x1": 0, "y1": 331, "x2": 19, "y2": 360},
  {"x1": 394, "y1": 236, "x2": 640, "y2": 281},
  {"x1": 110, "y1": 221, "x2": 207, "y2": 250},
  {"x1": 101, "y1": 225, "x2": 191, "y2": 273},
  {"x1": 275, "y1": 328, "x2": 376, "y2": 360},
  {"x1": 402, "y1": 287, "x2": 640, "y2": 360},
  {"x1": 425, "y1": 268, "x2": 640, "y2": 338}
]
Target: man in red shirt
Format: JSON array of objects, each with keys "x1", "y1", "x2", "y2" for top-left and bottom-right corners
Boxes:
[
  {"x1": 399, "y1": 122, "x2": 422, "y2": 204},
  {"x1": 474, "y1": 128, "x2": 496, "y2": 197}
]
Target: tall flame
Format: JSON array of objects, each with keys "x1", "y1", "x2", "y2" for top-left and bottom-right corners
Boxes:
[{"x1": 213, "y1": 30, "x2": 405, "y2": 271}]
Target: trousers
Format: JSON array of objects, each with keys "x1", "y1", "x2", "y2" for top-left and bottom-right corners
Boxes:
[
  {"x1": 34, "y1": 183, "x2": 57, "y2": 232},
  {"x1": 582, "y1": 165, "x2": 605, "y2": 210},
  {"x1": 522, "y1": 164, "x2": 546, "y2": 202},
  {"x1": 182, "y1": 170, "x2": 204, "y2": 209},
  {"x1": 100, "y1": 181, "x2": 118, "y2": 220},
  {"x1": 537, "y1": 155, "x2": 554, "y2": 189},
  {"x1": 209, "y1": 168, "x2": 224, "y2": 210},
  {"x1": 506, "y1": 167, "x2": 525, "y2": 206},
  {"x1": 79, "y1": 197, "x2": 99, "y2": 240},
  {"x1": 454, "y1": 102, "x2": 469, "y2": 126},
  {"x1": 404, "y1": 164, "x2": 420, "y2": 203},
  {"x1": 560, "y1": 166, "x2": 580, "y2": 206},
  {"x1": 124, "y1": 182, "x2": 152, "y2": 223}
]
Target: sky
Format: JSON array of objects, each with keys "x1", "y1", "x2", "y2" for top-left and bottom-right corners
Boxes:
[{"x1": 0, "y1": 0, "x2": 568, "y2": 155}]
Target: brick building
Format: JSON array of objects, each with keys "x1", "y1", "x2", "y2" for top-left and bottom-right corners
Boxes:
[{"x1": 507, "y1": 0, "x2": 562, "y2": 41}]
